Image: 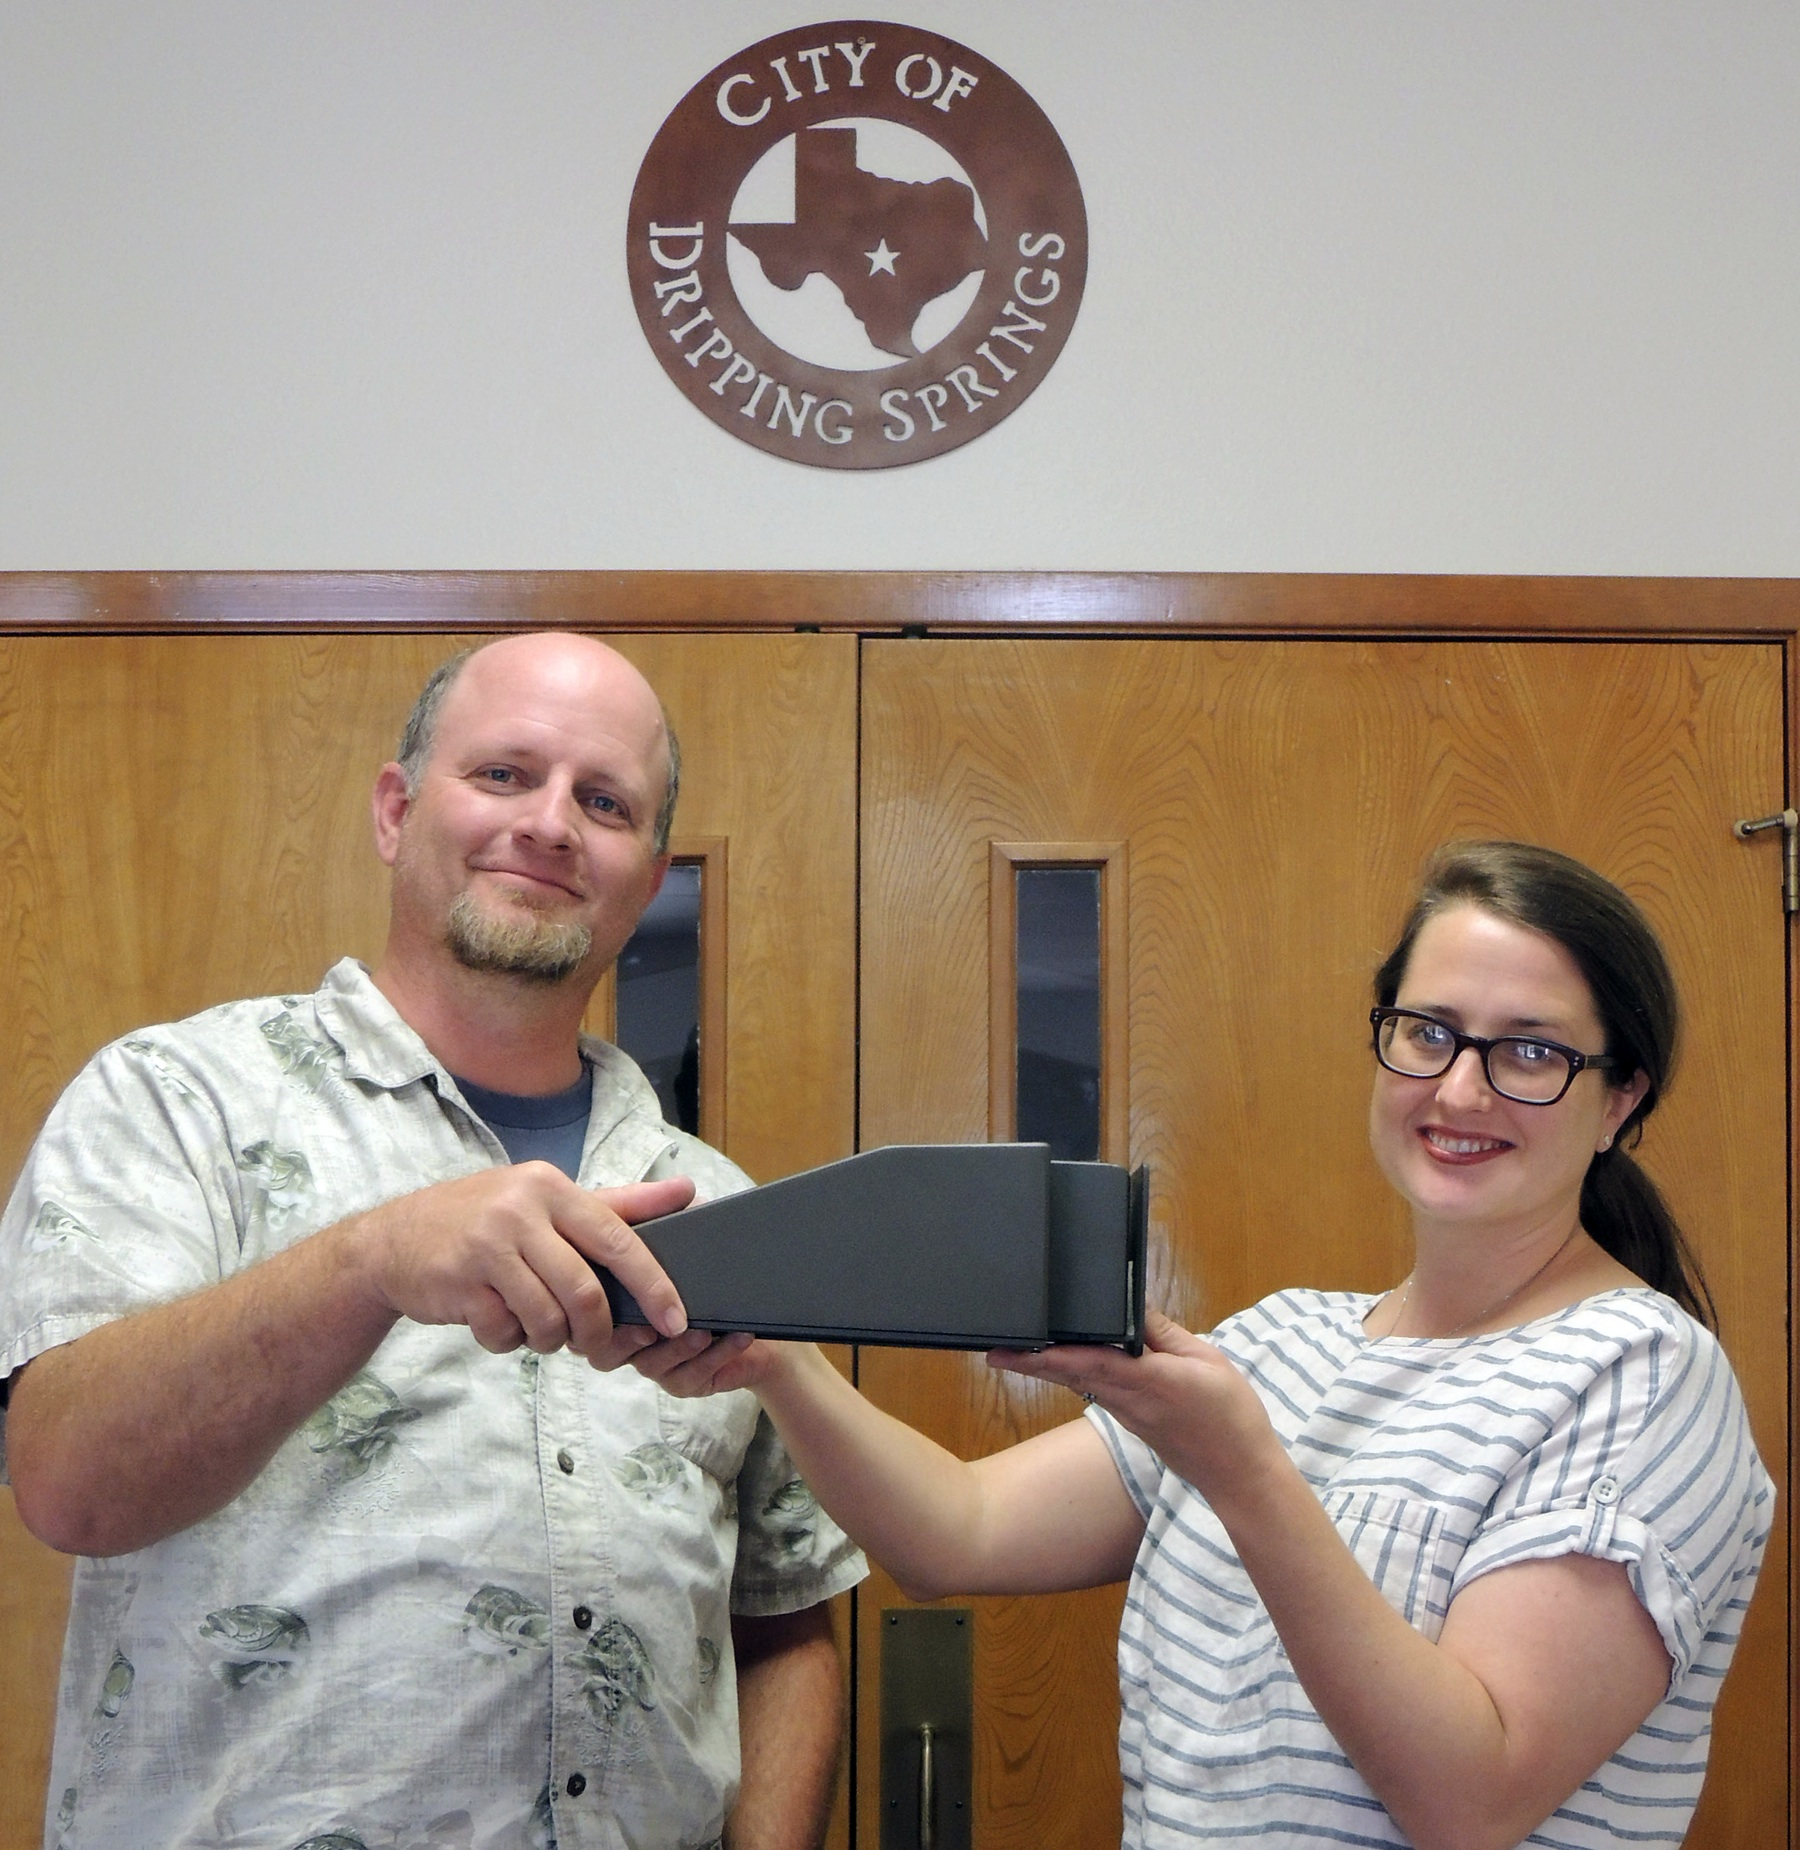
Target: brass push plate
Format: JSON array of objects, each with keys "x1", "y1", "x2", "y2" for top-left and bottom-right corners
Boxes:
[{"x1": 881, "y1": 1608, "x2": 973, "y2": 1850}]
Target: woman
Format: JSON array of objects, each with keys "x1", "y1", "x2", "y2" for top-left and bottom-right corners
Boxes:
[{"x1": 641, "y1": 842, "x2": 1771, "y2": 1850}]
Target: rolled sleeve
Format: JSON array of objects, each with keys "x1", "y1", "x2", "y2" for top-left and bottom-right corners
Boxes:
[
  {"x1": 0, "y1": 1039, "x2": 240, "y2": 1388},
  {"x1": 1450, "y1": 1322, "x2": 1772, "y2": 1686}
]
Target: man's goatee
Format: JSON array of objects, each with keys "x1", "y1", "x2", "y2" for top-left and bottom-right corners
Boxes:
[{"x1": 445, "y1": 891, "x2": 592, "y2": 983}]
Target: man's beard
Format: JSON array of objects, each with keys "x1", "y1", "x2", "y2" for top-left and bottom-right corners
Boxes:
[{"x1": 445, "y1": 890, "x2": 593, "y2": 984}]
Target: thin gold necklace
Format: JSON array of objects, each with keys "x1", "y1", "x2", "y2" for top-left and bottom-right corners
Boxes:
[{"x1": 1385, "y1": 1224, "x2": 1583, "y2": 1340}]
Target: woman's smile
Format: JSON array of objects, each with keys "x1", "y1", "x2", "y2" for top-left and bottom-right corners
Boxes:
[{"x1": 1419, "y1": 1126, "x2": 1514, "y2": 1163}]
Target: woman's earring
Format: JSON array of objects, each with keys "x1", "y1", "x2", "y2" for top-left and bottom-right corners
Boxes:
[{"x1": 1597, "y1": 1133, "x2": 1614, "y2": 1152}]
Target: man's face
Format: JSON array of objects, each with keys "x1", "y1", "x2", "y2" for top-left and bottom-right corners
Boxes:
[{"x1": 376, "y1": 637, "x2": 672, "y2": 988}]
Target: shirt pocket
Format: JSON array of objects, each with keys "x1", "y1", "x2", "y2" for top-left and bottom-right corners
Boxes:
[
  {"x1": 658, "y1": 1387, "x2": 762, "y2": 1484},
  {"x1": 1323, "y1": 1488, "x2": 1449, "y2": 1637}
]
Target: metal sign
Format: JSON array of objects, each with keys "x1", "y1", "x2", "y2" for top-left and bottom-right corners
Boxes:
[{"x1": 628, "y1": 21, "x2": 1087, "y2": 469}]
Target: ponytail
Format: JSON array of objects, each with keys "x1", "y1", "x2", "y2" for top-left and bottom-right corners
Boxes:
[{"x1": 1580, "y1": 1143, "x2": 1716, "y2": 1329}]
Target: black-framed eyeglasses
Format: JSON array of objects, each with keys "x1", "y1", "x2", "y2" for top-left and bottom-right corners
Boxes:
[{"x1": 1370, "y1": 1007, "x2": 1617, "y2": 1106}]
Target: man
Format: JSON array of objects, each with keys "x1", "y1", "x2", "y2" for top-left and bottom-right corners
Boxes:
[{"x1": 0, "y1": 632, "x2": 864, "y2": 1850}]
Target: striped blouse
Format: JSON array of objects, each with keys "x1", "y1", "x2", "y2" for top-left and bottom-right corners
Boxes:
[{"x1": 1088, "y1": 1287, "x2": 1771, "y2": 1848}]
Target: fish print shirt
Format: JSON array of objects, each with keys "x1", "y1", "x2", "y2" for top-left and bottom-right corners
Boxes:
[
  {"x1": 1087, "y1": 1287, "x2": 1772, "y2": 1849},
  {"x1": 0, "y1": 959, "x2": 865, "y2": 1850}
]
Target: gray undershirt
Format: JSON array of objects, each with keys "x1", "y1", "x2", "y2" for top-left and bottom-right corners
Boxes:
[{"x1": 453, "y1": 1064, "x2": 593, "y2": 1180}]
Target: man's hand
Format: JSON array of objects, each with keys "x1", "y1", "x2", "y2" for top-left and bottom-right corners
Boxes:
[
  {"x1": 7, "y1": 1168, "x2": 696, "y2": 1556},
  {"x1": 349, "y1": 1165, "x2": 695, "y2": 1366}
]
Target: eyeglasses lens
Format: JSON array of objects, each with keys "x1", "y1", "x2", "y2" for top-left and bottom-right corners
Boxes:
[{"x1": 1486, "y1": 1042, "x2": 1570, "y2": 1103}]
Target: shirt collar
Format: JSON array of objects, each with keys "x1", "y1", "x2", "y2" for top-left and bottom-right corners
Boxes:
[
  {"x1": 312, "y1": 958, "x2": 670, "y2": 1148},
  {"x1": 313, "y1": 958, "x2": 443, "y2": 1090}
]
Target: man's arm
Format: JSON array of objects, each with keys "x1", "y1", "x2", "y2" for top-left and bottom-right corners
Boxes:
[
  {"x1": 6, "y1": 1166, "x2": 692, "y2": 1557},
  {"x1": 726, "y1": 1602, "x2": 845, "y2": 1850}
]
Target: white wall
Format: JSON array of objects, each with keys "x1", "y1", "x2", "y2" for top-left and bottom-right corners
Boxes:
[{"x1": 1, "y1": 2, "x2": 1794, "y2": 573}]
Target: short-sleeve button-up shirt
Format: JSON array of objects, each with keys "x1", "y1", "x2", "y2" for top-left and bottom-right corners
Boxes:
[{"x1": 0, "y1": 959, "x2": 865, "y2": 1850}]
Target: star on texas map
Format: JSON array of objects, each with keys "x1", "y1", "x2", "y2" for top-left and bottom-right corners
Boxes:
[{"x1": 732, "y1": 127, "x2": 987, "y2": 359}]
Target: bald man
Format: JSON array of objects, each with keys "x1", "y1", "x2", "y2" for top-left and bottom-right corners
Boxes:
[{"x1": 0, "y1": 635, "x2": 863, "y2": 1850}]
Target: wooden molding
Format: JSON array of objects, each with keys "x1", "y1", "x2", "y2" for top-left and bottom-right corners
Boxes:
[
  {"x1": 0, "y1": 569, "x2": 1796, "y2": 637},
  {"x1": 688, "y1": 836, "x2": 729, "y2": 1150}
]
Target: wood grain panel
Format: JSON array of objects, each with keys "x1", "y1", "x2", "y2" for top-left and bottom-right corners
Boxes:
[
  {"x1": 858, "y1": 636, "x2": 1786, "y2": 1850},
  {"x1": 1, "y1": 569, "x2": 1797, "y2": 639},
  {"x1": 0, "y1": 632, "x2": 859, "y2": 1850}
]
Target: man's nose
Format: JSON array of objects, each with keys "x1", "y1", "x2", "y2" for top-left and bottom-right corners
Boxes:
[{"x1": 515, "y1": 778, "x2": 581, "y2": 846}]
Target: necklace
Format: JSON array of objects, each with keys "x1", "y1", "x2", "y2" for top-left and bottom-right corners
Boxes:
[{"x1": 1384, "y1": 1223, "x2": 1583, "y2": 1340}]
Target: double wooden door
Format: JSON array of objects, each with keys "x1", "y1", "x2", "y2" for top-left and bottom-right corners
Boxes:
[{"x1": 0, "y1": 630, "x2": 1788, "y2": 1848}]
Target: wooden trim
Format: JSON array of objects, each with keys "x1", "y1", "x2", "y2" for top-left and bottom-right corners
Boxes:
[
  {"x1": 988, "y1": 841, "x2": 1129, "y2": 1163},
  {"x1": 1101, "y1": 844, "x2": 1130, "y2": 1166},
  {"x1": 689, "y1": 836, "x2": 729, "y2": 1151},
  {"x1": 586, "y1": 963, "x2": 618, "y2": 1045},
  {"x1": 582, "y1": 837, "x2": 728, "y2": 1147},
  {"x1": 1786, "y1": 634, "x2": 1799, "y2": 1840},
  {"x1": 1, "y1": 570, "x2": 1797, "y2": 638},
  {"x1": 987, "y1": 845, "x2": 1019, "y2": 1142}
]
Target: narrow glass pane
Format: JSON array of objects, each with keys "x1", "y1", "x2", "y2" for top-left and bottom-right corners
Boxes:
[
  {"x1": 1016, "y1": 866, "x2": 1101, "y2": 1161},
  {"x1": 616, "y1": 862, "x2": 702, "y2": 1133}
]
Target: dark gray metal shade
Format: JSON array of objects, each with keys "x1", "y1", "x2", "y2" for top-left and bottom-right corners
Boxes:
[{"x1": 601, "y1": 1143, "x2": 1147, "y2": 1353}]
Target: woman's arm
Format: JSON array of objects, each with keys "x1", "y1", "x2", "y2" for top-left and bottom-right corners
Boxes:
[
  {"x1": 1004, "y1": 1312, "x2": 1670, "y2": 1850},
  {"x1": 639, "y1": 1333, "x2": 1144, "y2": 1598}
]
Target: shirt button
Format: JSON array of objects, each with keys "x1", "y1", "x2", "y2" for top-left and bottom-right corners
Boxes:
[
  {"x1": 1591, "y1": 1476, "x2": 1620, "y2": 1505},
  {"x1": 556, "y1": 1448, "x2": 576, "y2": 1475},
  {"x1": 566, "y1": 1772, "x2": 587, "y2": 1797},
  {"x1": 573, "y1": 1605, "x2": 593, "y2": 1630}
]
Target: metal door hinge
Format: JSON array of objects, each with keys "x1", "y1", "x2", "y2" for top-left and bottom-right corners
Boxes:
[{"x1": 1734, "y1": 809, "x2": 1798, "y2": 914}]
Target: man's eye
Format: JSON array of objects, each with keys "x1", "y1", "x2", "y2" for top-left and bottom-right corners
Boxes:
[
  {"x1": 584, "y1": 793, "x2": 623, "y2": 816},
  {"x1": 478, "y1": 767, "x2": 516, "y2": 785}
]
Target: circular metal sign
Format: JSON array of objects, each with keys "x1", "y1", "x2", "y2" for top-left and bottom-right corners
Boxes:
[{"x1": 628, "y1": 21, "x2": 1087, "y2": 469}]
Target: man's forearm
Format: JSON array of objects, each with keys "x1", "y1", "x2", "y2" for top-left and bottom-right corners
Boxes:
[
  {"x1": 6, "y1": 1213, "x2": 397, "y2": 1556},
  {"x1": 6, "y1": 1165, "x2": 694, "y2": 1558},
  {"x1": 726, "y1": 1604, "x2": 845, "y2": 1850}
]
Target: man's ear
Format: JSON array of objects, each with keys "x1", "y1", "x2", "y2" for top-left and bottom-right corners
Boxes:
[
  {"x1": 645, "y1": 854, "x2": 671, "y2": 906},
  {"x1": 371, "y1": 763, "x2": 411, "y2": 867}
]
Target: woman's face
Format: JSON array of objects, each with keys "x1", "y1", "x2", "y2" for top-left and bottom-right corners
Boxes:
[{"x1": 1368, "y1": 904, "x2": 1650, "y2": 1240}]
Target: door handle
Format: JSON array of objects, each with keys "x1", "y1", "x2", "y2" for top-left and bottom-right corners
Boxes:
[
  {"x1": 1734, "y1": 809, "x2": 1798, "y2": 914},
  {"x1": 881, "y1": 1609, "x2": 971, "y2": 1849}
]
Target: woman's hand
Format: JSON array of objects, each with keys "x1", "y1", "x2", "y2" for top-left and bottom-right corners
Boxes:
[
  {"x1": 630, "y1": 1327, "x2": 784, "y2": 1397},
  {"x1": 990, "y1": 1309, "x2": 1285, "y2": 1503}
]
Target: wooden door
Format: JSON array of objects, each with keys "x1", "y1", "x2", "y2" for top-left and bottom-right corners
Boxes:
[
  {"x1": 857, "y1": 636, "x2": 1787, "y2": 1848},
  {"x1": 0, "y1": 632, "x2": 859, "y2": 1848}
]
